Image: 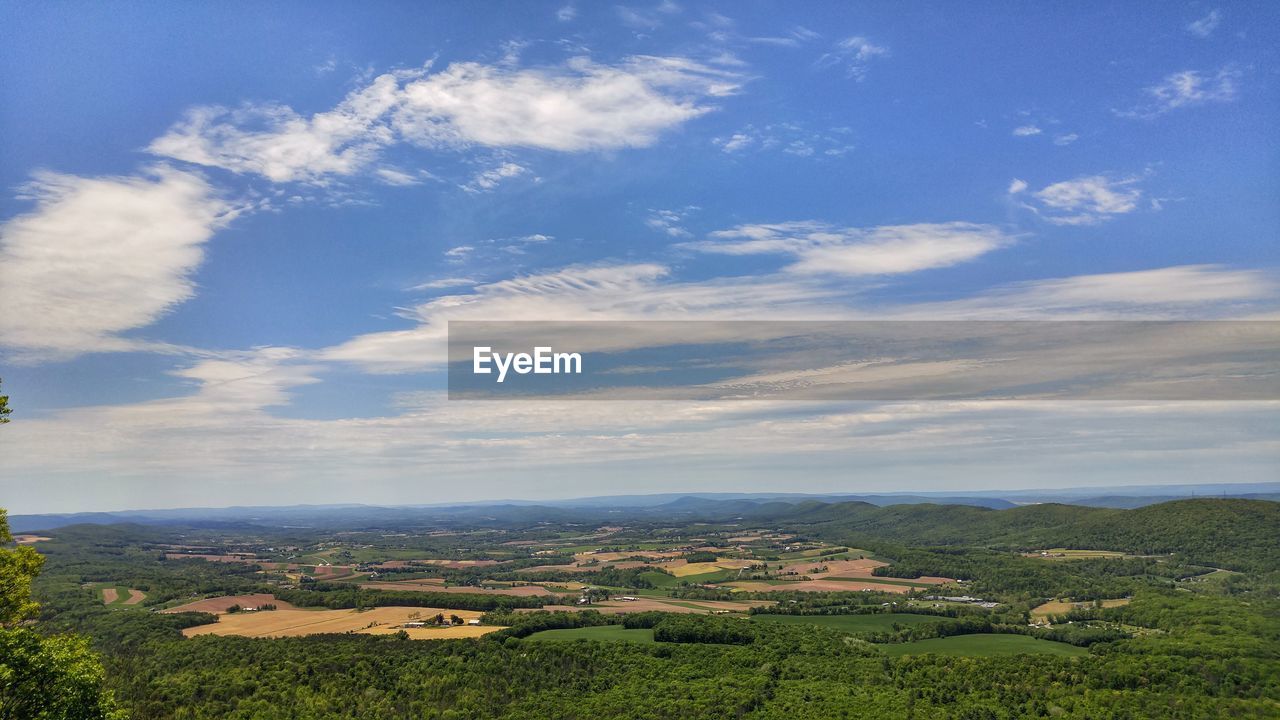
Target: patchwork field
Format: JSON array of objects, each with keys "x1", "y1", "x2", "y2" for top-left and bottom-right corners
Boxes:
[
  {"x1": 527, "y1": 626, "x2": 656, "y2": 643},
  {"x1": 99, "y1": 585, "x2": 146, "y2": 607},
  {"x1": 669, "y1": 559, "x2": 757, "y2": 577},
  {"x1": 535, "y1": 596, "x2": 767, "y2": 615},
  {"x1": 879, "y1": 634, "x2": 1089, "y2": 658},
  {"x1": 711, "y1": 555, "x2": 954, "y2": 594},
  {"x1": 725, "y1": 579, "x2": 922, "y2": 594},
  {"x1": 183, "y1": 606, "x2": 497, "y2": 638}
]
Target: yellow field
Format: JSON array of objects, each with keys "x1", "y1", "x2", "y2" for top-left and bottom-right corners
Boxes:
[
  {"x1": 669, "y1": 559, "x2": 756, "y2": 577},
  {"x1": 183, "y1": 606, "x2": 499, "y2": 638},
  {"x1": 1031, "y1": 598, "x2": 1130, "y2": 617},
  {"x1": 1026, "y1": 548, "x2": 1126, "y2": 560}
]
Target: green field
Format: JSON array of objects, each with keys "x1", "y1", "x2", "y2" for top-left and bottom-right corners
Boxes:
[
  {"x1": 879, "y1": 634, "x2": 1089, "y2": 658},
  {"x1": 679, "y1": 568, "x2": 739, "y2": 584},
  {"x1": 637, "y1": 569, "x2": 681, "y2": 587},
  {"x1": 752, "y1": 613, "x2": 949, "y2": 633},
  {"x1": 525, "y1": 626, "x2": 656, "y2": 643}
]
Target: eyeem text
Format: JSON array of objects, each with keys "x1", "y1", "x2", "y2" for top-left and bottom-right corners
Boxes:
[{"x1": 472, "y1": 346, "x2": 583, "y2": 383}]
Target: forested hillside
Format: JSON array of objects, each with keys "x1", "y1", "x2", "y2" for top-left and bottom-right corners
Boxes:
[{"x1": 798, "y1": 498, "x2": 1279, "y2": 572}]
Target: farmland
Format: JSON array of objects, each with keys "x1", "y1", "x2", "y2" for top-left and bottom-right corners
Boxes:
[
  {"x1": 98, "y1": 584, "x2": 146, "y2": 607},
  {"x1": 182, "y1": 605, "x2": 497, "y2": 639},
  {"x1": 1030, "y1": 597, "x2": 1131, "y2": 618},
  {"x1": 15, "y1": 496, "x2": 1280, "y2": 718},
  {"x1": 1023, "y1": 548, "x2": 1129, "y2": 560}
]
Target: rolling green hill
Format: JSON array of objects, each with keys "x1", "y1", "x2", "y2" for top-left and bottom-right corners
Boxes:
[{"x1": 796, "y1": 498, "x2": 1278, "y2": 572}]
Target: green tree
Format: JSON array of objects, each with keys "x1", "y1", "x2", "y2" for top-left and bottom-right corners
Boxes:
[
  {"x1": 0, "y1": 378, "x2": 10, "y2": 423},
  {"x1": 1, "y1": 505, "x2": 123, "y2": 716}
]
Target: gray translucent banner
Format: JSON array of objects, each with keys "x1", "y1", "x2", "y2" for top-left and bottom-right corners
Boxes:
[{"x1": 447, "y1": 321, "x2": 1280, "y2": 401}]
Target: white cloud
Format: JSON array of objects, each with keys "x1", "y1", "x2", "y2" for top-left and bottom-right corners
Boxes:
[
  {"x1": 695, "y1": 221, "x2": 1014, "y2": 276},
  {"x1": 0, "y1": 167, "x2": 234, "y2": 359},
  {"x1": 715, "y1": 132, "x2": 754, "y2": 153},
  {"x1": 444, "y1": 245, "x2": 474, "y2": 260},
  {"x1": 1008, "y1": 178, "x2": 1028, "y2": 194},
  {"x1": 1012, "y1": 125, "x2": 1041, "y2": 137},
  {"x1": 374, "y1": 167, "x2": 429, "y2": 186},
  {"x1": 150, "y1": 56, "x2": 742, "y2": 183},
  {"x1": 149, "y1": 74, "x2": 402, "y2": 182},
  {"x1": 1018, "y1": 174, "x2": 1143, "y2": 225},
  {"x1": 462, "y1": 162, "x2": 530, "y2": 193},
  {"x1": 1187, "y1": 9, "x2": 1222, "y2": 37},
  {"x1": 1053, "y1": 133, "x2": 1078, "y2": 146},
  {"x1": 10, "y1": 258, "x2": 1275, "y2": 509},
  {"x1": 556, "y1": 4, "x2": 576, "y2": 21},
  {"x1": 394, "y1": 56, "x2": 740, "y2": 152},
  {"x1": 11, "y1": 377, "x2": 1278, "y2": 512},
  {"x1": 817, "y1": 36, "x2": 888, "y2": 80},
  {"x1": 1118, "y1": 67, "x2": 1240, "y2": 119}
]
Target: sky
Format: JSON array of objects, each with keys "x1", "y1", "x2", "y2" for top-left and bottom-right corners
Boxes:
[{"x1": 0, "y1": 1, "x2": 1277, "y2": 513}]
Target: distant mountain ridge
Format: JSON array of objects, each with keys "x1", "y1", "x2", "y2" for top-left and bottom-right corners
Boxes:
[{"x1": 7, "y1": 482, "x2": 1278, "y2": 533}]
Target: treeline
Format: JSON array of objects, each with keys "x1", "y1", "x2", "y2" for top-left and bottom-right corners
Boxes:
[
  {"x1": 274, "y1": 584, "x2": 552, "y2": 611},
  {"x1": 747, "y1": 591, "x2": 928, "y2": 615},
  {"x1": 491, "y1": 565, "x2": 662, "y2": 589},
  {"x1": 855, "y1": 615, "x2": 1127, "y2": 648}
]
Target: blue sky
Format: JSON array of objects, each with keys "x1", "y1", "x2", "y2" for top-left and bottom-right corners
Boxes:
[{"x1": 1, "y1": 2, "x2": 1277, "y2": 512}]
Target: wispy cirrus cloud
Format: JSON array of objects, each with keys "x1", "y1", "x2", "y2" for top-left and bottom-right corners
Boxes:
[
  {"x1": 320, "y1": 262, "x2": 850, "y2": 372},
  {"x1": 646, "y1": 207, "x2": 698, "y2": 237},
  {"x1": 0, "y1": 167, "x2": 236, "y2": 360},
  {"x1": 1116, "y1": 67, "x2": 1240, "y2": 119},
  {"x1": 712, "y1": 123, "x2": 854, "y2": 157},
  {"x1": 148, "y1": 74, "x2": 402, "y2": 183},
  {"x1": 816, "y1": 36, "x2": 888, "y2": 80},
  {"x1": 1186, "y1": 9, "x2": 1222, "y2": 38},
  {"x1": 692, "y1": 221, "x2": 1015, "y2": 276},
  {"x1": 889, "y1": 265, "x2": 1275, "y2": 319},
  {"x1": 462, "y1": 161, "x2": 531, "y2": 193}
]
